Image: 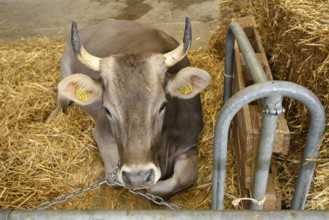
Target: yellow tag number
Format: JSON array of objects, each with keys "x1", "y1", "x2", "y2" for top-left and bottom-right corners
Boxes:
[
  {"x1": 76, "y1": 88, "x2": 88, "y2": 102},
  {"x1": 180, "y1": 82, "x2": 192, "y2": 95}
]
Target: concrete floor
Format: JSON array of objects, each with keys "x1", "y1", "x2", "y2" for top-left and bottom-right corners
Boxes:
[{"x1": 0, "y1": 0, "x2": 220, "y2": 49}]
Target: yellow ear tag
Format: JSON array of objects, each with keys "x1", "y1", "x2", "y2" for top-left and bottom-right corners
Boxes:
[
  {"x1": 180, "y1": 82, "x2": 193, "y2": 95},
  {"x1": 76, "y1": 88, "x2": 88, "y2": 102}
]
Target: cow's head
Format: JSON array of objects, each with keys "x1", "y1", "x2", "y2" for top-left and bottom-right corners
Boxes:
[{"x1": 58, "y1": 18, "x2": 211, "y2": 189}]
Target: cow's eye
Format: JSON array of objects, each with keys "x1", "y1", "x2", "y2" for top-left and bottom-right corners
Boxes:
[
  {"x1": 159, "y1": 102, "x2": 167, "y2": 113},
  {"x1": 103, "y1": 106, "x2": 112, "y2": 118}
]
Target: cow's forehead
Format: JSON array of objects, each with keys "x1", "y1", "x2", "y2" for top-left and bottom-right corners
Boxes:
[
  {"x1": 100, "y1": 54, "x2": 167, "y2": 108},
  {"x1": 100, "y1": 54, "x2": 166, "y2": 85}
]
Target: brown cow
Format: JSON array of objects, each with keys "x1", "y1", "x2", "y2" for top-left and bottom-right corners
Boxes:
[{"x1": 48, "y1": 18, "x2": 211, "y2": 198}]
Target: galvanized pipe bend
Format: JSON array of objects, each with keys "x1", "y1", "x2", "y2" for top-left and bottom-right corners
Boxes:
[{"x1": 212, "y1": 80, "x2": 326, "y2": 210}]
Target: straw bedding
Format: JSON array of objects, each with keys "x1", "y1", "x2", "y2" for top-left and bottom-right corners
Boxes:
[{"x1": 0, "y1": 37, "x2": 231, "y2": 209}]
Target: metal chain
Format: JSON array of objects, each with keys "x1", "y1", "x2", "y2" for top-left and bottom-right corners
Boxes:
[
  {"x1": 34, "y1": 162, "x2": 181, "y2": 211},
  {"x1": 34, "y1": 180, "x2": 111, "y2": 210},
  {"x1": 125, "y1": 187, "x2": 181, "y2": 210}
]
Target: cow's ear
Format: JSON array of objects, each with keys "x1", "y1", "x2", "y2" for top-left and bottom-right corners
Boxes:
[
  {"x1": 58, "y1": 74, "x2": 102, "y2": 105},
  {"x1": 166, "y1": 67, "x2": 211, "y2": 99}
]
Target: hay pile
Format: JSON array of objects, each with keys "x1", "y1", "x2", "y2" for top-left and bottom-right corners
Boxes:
[
  {"x1": 219, "y1": 0, "x2": 329, "y2": 209},
  {"x1": 0, "y1": 37, "x2": 233, "y2": 210},
  {"x1": 254, "y1": 0, "x2": 329, "y2": 210},
  {"x1": 0, "y1": 38, "x2": 101, "y2": 209}
]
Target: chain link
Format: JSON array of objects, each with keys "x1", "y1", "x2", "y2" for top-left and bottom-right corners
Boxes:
[
  {"x1": 126, "y1": 187, "x2": 181, "y2": 210},
  {"x1": 35, "y1": 180, "x2": 109, "y2": 210},
  {"x1": 34, "y1": 162, "x2": 181, "y2": 211}
]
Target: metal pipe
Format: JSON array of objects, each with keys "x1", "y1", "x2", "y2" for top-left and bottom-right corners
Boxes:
[
  {"x1": 291, "y1": 102, "x2": 327, "y2": 208},
  {"x1": 251, "y1": 93, "x2": 285, "y2": 210},
  {"x1": 212, "y1": 81, "x2": 326, "y2": 210},
  {"x1": 223, "y1": 22, "x2": 269, "y2": 103},
  {"x1": 231, "y1": 22, "x2": 268, "y2": 83},
  {"x1": 1, "y1": 210, "x2": 329, "y2": 220},
  {"x1": 223, "y1": 25, "x2": 234, "y2": 103},
  {"x1": 250, "y1": 112, "x2": 279, "y2": 210}
]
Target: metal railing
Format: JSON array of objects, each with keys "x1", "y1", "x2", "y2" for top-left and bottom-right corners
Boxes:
[
  {"x1": 1, "y1": 210, "x2": 329, "y2": 220},
  {"x1": 211, "y1": 22, "x2": 326, "y2": 210}
]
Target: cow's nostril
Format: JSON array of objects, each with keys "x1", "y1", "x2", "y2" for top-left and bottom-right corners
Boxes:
[
  {"x1": 121, "y1": 171, "x2": 131, "y2": 187},
  {"x1": 144, "y1": 169, "x2": 154, "y2": 184}
]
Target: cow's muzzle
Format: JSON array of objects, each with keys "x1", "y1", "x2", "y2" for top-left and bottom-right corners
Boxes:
[{"x1": 117, "y1": 163, "x2": 161, "y2": 189}]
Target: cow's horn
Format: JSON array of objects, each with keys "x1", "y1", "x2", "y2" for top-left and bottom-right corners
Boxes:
[
  {"x1": 71, "y1": 21, "x2": 101, "y2": 72},
  {"x1": 164, "y1": 17, "x2": 192, "y2": 67}
]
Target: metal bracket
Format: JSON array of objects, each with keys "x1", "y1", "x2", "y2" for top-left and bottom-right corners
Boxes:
[{"x1": 262, "y1": 95, "x2": 285, "y2": 115}]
